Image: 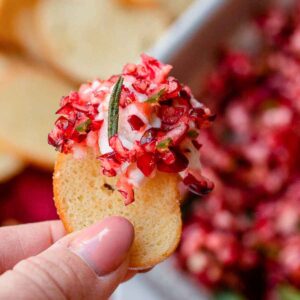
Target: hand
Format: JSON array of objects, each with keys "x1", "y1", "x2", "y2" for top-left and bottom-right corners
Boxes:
[{"x1": 0, "y1": 216, "x2": 136, "y2": 299}]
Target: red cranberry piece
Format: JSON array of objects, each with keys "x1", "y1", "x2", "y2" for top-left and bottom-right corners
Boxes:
[
  {"x1": 160, "y1": 106, "x2": 184, "y2": 125},
  {"x1": 179, "y1": 89, "x2": 191, "y2": 100},
  {"x1": 128, "y1": 115, "x2": 145, "y2": 131},
  {"x1": 157, "y1": 151, "x2": 188, "y2": 173},
  {"x1": 90, "y1": 120, "x2": 103, "y2": 131},
  {"x1": 102, "y1": 168, "x2": 117, "y2": 177},
  {"x1": 98, "y1": 152, "x2": 122, "y2": 170},
  {"x1": 192, "y1": 140, "x2": 202, "y2": 150},
  {"x1": 183, "y1": 173, "x2": 214, "y2": 195},
  {"x1": 161, "y1": 150, "x2": 176, "y2": 165},
  {"x1": 117, "y1": 180, "x2": 134, "y2": 205},
  {"x1": 109, "y1": 136, "x2": 129, "y2": 157},
  {"x1": 71, "y1": 131, "x2": 87, "y2": 143},
  {"x1": 165, "y1": 78, "x2": 181, "y2": 99},
  {"x1": 132, "y1": 79, "x2": 149, "y2": 94},
  {"x1": 72, "y1": 103, "x2": 90, "y2": 113},
  {"x1": 137, "y1": 153, "x2": 156, "y2": 176},
  {"x1": 119, "y1": 86, "x2": 135, "y2": 108},
  {"x1": 162, "y1": 123, "x2": 188, "y2": 146},
  {"x1": 142, "y1": 140, "x2": 156, "y2": 152},
  {"x1": 175, "y1": 98, "x2": 191, "y2": 112},
  {"x1": 140, "y1": 128, "x2": 159, "y2": 145},
  {"x1": 190, "y1": 107, "x2": 206, "y2": 119},
  {"x1": 56, "y1": 103, "x2": 74, "y2": 116},
  {"x1": 48, "y1": 131, "x2": 63, "y2": 151}
]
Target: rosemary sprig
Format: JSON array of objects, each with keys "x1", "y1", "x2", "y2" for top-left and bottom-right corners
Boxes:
[{"x1": 108, "y1": 76, "x2": 124, "y2": 139}]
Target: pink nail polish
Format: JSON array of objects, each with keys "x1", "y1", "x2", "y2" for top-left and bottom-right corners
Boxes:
[{"x1": 70, "y1": 216, "x2": 134, "y2": 276}]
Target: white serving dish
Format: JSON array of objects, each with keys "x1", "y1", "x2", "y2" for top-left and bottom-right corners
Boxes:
[{"x1": 117, "y1": 0, "x2": 296, "y2": 299}]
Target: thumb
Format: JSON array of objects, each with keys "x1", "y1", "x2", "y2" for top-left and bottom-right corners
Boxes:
[{"x1": 0, "y1": 216, "x2": 134, "y2": 300}]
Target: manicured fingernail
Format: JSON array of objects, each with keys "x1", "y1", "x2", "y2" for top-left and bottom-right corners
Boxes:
[{"x1": 69, "y1": 216, "x2": 134, "y2": 276}]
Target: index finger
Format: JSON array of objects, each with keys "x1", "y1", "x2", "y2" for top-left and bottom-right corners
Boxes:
[{"x1": 0, "y1": 220, "x2": 66, "y2": 274}]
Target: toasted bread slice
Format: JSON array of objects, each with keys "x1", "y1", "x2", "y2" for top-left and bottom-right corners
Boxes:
[
  {"x1": 12, "y1": 0, "x2": 43, "y2": 60},
  {"x1": 54, "y1": 151, "x2": 182, "y2": 269},
  {"x1": 0, "y1": 64, "x2": 73, "y2": 169},
  {"x1": 0, "y1": 149, "x2": 23, "y2": 182},
  {"x1": 0, "y1": 0, "x2": 38, "y2": 45},
  {"x1": 118, "y1": 0, "x2": 194, "y2": 18},
  {"x1": 0, "y1": 53, "x2": 16, "y2": 81},
  {"x1": 157, "y1": 0, "x2": 194, "y2": 18},
  {"x1": 34, "y1": 0, "x2": 169, "y2": 82}
]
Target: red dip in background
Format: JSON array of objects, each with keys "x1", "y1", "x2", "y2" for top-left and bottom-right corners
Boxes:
[
  {"x1": 0, "y1": 167, "x2": 57, "y2": 225},
  {"x1": 176, "y1": 3, "x2": 300, "y2": 300}
]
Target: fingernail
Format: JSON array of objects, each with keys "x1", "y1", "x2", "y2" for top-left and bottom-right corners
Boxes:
[{"x1": 69, "y1": 216, "x2": 134, "y2": 276}]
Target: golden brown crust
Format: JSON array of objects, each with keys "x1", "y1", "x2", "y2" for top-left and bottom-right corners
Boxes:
[
  {"x1": 53, "y1": 152, "x2": 182, "y2": 269},
  {"x1": 53, "y1": 154, "x2": 74, "y2": 233}
]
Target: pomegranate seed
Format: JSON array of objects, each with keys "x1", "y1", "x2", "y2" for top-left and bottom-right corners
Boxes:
[
  {"x1": 157, "y1": 151, "x2": 188, "y2": 173},
  {"x1": 128, "y1": 115, "x2": 145, "y2": 131},
  {"x1": 137, "y1": 153, "x2": 156, "y2": 176}
]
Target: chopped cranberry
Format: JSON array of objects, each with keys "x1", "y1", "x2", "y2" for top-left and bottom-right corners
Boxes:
[
  {"x1": 117, "y1": 179, "x2": 134, "y2": 205},
  {"x1": 119, "y1": 86, "x2": 135, "y2": 108},
  {"x1": 56, "y1": 102, "x2": 74, "y2": 116},
  {"x1": 192, "y1": 140, "x2": 202, "y2": 150},
  {"x1": 157, "y1": 151, "x2": 188, "y2": 173},
  {"x1": 98, "y1": 152, "x2": 122, "y2": 172},
  {"x1": 109, "y1": 136, "x2": 129, "y2": 157},
  {"x1": 164, "y1": 78, "x2": 181, "y2": 99},
  {"x1": 90, "y1": 120, "x2": 103, "y2": 131},
  {"x1": 161, "y1": 150, "x2": 176, "y2": 165},
  {"x1": 137, "y1": 153, "x2": 156, "y2": 176},
  {"x1": 183, "y1": 173, "x2": 214, "y2": 195},
  {"x1": 162, "y1": 123, "x2": 188, "y2": 146},
  {"x1": 179, "y1": 89, "x2": 191, "y2": 100},
  {"x1": 160, "y1": 105, "x2": 185, "y2": 125},
  {"x1": 128, "y1": 115, "x2": 145, "y2": 131},
  {"x1": 132, "y1": 79, "x2": 149, "y2": 94}
]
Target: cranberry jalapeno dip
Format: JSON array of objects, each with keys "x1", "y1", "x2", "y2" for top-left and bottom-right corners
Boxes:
[
  {"x1": 48, "y1": 54, "x2": 214, "y2": 204},
  {"x1": 177, "y1": 3, "x2": 300, "y2": 299}
]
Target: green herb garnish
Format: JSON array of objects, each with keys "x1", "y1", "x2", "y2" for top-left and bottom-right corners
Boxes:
[
  {"x1": 145, "y1": 88, "x2": 165, "y2": 103},
  {"x1": 187, "y1": 130, "x2": 199, "y2": 139},
  {"x1": 76, "y1": 119, "x2": 92, "y2": 133},
  {"x1": 108, "y1": 76, "x2": 124, "y2": 139},
  {"x1": 157, "y1": 138, "x2": 172, "y2": 150}
]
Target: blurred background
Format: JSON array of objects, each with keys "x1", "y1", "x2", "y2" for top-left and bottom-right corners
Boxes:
[{"x1": 1, "y1": 0, "x2": 300, "y2": 299}]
